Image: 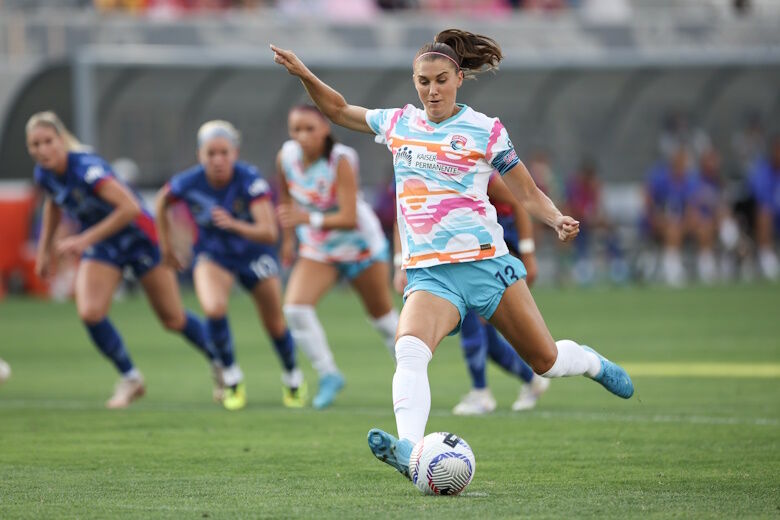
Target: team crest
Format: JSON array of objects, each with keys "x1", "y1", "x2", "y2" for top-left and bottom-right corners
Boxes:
[{"x1": 450, "y1": 135, "x2": 468, "y2": 151}]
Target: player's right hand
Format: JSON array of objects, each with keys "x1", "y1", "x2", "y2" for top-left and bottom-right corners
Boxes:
[
  {"x1": 270, "y1": 45, "x2": 309, "y2": 77},
  {"x1": 280, "y1": 240, "x2": 296, "y2": 268}
]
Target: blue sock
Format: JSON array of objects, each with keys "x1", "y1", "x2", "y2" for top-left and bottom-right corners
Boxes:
[
  {"x1": 207, "y1": 316, "x2": 235, "y2": 367},
  {"x1": 85, "y1": 318, "x2": 134, "y2": 375},
  {"x1": 485, "y1": 324, "x2": 535, "y2": 383},
  {"x1": 180, "y1": 311, "x2": 218, "y2": 361},
  {"x1": 272, "y1": 329, "x2": 296, "y2": 372},
  {"x1": 460, "y1": 310, "x2": 487, "y2": 389}
]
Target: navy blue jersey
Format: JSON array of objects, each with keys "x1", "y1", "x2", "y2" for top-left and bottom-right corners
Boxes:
[
  {"x1": 34, "y1": 151, "x2": 157, "y2": 244},
  {"x1": 167, "y1": 162, "x2": 272, "y2": 257}
]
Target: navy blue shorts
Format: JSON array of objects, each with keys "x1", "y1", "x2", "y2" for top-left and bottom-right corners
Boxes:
[
  {"x1": 195, "y1": 249, "x2": 280, "y2": 291},
  {"x1": 82, "y1": 232, "x2": 161, "y2": 279}
]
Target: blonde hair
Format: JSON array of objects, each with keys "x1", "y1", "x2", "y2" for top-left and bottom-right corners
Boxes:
[
  {"x1": 197, "y1": 120, "x2": 241, "y2": 149},
  {"x1": 25, "y1": 111, "x2": 87, "y2": 151}
]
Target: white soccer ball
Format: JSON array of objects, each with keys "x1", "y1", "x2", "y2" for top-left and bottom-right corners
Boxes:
[
  {"x1": 0, "y1": 359, "x2": 11, "y2": 385},
  {"x1": 409, "y1": 432, "x2": 475, "y2": 496}
]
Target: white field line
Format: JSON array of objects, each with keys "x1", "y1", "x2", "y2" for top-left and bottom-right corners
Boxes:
[{"x1": 0, "y1": 399, "x2": 776, "y2": 426}]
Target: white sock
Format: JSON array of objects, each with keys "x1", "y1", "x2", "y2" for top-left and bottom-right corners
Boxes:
[
  {"x1": 542, "y1": 339, "x2": 602, "y2": 378},
  {"x1": 222, "y1": 364, "x2": 244, "y2": 387},
  {"x1": 370, "y1": 309, "x2": 399, "y2": 358},
  {"x1": 281, "y1": 367, "x2": 304, "y2": 389},
  {"x1": 283, "y1": 304, "x2": 339, "y2": 377},
  {"x1": 122, "y1": 368, "x2": 142, "y2": 381},
  {"x1": 392, "y1": 335, "x2": 432, "y2": 444}
]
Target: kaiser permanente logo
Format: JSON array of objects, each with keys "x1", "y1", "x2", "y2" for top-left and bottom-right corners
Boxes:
[{"x1": 394, "y1": 145, "x2": 462, "y2": 175}]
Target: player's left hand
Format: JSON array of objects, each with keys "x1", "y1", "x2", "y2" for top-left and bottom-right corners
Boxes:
[
  {"x1": 276, "y1": 204, "x2": 308, "y2": 229},
  {"x1": 56, "y1": 234, "x2": 90, "y2": 258},
  {"x1": 270, "y1": 45, "x2": 310, "y2": 78},
  {"x1": 211, "y1": 207, "x2": 236, "y2": 231},
  {"x1": 554, "y1": 215, "x2": 579, "y2": 242}
]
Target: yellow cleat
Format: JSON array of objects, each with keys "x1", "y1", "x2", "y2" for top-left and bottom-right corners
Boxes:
[
  {"x1": 282, "y1": 380, "x2": 308, "y2": 408},
  {"x1": 223, "y1": 382, "x2": 247, "y2": 411}
]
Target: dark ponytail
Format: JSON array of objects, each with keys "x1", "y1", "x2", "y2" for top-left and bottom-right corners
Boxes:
[{"x1": 415, "y1": 28, "x2": 503, "y2": 79}]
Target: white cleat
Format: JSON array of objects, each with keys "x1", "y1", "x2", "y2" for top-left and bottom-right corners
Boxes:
[
  {"x1": 512, "y1": 375, "x2": 550, "y2": 411},
  {"x1": 452, "y1": 388, "x2": 497, "y2": 416},
  {"x1": 106, "y1": 374, "x2": 145, "y2": 409}
]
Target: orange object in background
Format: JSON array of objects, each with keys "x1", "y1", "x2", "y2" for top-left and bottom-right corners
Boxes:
[{"x1": 0, "y1": 186, "x2": 48, "y2": 299}]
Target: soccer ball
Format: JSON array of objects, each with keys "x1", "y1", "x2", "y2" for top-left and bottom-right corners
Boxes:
[
  {"x1": 409, "y1": 432, "x2": 475, "y2": 495},
  {"x1": 0, "y1": 358, "x2": 10, "y2": 385}
]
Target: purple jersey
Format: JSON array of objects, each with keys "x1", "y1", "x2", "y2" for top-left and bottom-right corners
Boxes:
[
  {"x1": 167, "y1": 162, "x2": 273, "y2": 258},
  {"x1": 34, "y1": 151, "x2": 157, "y2": 244}
]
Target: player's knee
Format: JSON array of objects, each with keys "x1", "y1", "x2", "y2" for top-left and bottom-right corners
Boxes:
[
  {"x1": 202, "y1": 302, "x2": 228, "y2": 320},
  {"x1": 78, "y1": 305, "x2": 107, "y2": 325},
  {"x1": 159, "y1": 312, "x2": 186, "y2": 332}
]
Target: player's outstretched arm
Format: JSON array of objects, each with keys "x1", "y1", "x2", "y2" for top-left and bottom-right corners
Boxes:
[
  {"x1": 270, "y1": 45, "x2": 372, "y2": 134},
  {"x1": 502, "y1": 161, "x2": 579, "y2": 242},
  {"x1": 35, "y1": 197, "x2": 62, "y2": 278}
]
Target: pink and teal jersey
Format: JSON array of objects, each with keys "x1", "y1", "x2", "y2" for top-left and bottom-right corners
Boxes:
[
  {"x1": 366, "y1": 103, "x2": 519, "y2": 269},
  {"x1": 280, "y1": 140, "x2": 387, "y2": 264}
]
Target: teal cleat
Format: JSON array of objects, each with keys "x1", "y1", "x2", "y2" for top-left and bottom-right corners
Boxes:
[
  {"x1": 367, "y1": 428, "x2": 413, "y2": 480},
  {"x1": 583, "y1": 346, "x2": 634, "y2": 399},
  {"x1": 312, "y1": 372, "x2": 345, "y2": 409}
]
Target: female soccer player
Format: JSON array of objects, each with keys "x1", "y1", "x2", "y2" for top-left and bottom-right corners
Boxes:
[
  {"x1": 276, "y1": 105, "x2": 399, "y2": 410},
  {"x1": 452, "y1": 172, "x2": 549, "y2": 415},
  {"x1": 27, "y1": 111, "x2": 218, "y2": 409},
  {"x1": 156, "y1": 120, "x2": 304, "y2": 411},
  {"x1": 271, "y1": 28, "x2": 633, "y2": 480}
]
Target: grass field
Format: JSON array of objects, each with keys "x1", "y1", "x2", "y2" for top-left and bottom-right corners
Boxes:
[{"x1": 1, "y1": 284, "x2": 779, "y2": 519}]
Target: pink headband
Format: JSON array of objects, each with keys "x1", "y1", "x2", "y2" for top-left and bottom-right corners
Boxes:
[{"x1": 415, "y1": 51, "x2": 460, "y2": 71}]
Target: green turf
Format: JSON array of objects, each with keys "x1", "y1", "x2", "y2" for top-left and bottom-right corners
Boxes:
[{"x1": 1, "y1": 284, "x2": 778, "y2": 519}]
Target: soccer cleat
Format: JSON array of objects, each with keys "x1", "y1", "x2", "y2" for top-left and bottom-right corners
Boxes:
[
  {"x1": 452, "y1": 388, "x2": 497, "y2": 416},
  {"x1": 512, "y1": 375, "x2": 550, "y2": 411},
  {"x1": 312, "y1": 372, "x2": 344, "y2": 410},
  {"x1": 106, "y1": 374, "x2": 145, "y2": 409},
  {"x1": 282, "y1": 380, "x2": 308, "y2": 408},
  {"x1": 367, "y1": 428, "x2": 413, "y2": 480},
  {"x1": 211, "y1": 361, "x2": 225, "y2": 403},
  {"x1": 583, "y1": 346, "x2": 634, "y2": 399},
  {"x1": 222, "y1": 382, "x2": 247, "y2": 411}
]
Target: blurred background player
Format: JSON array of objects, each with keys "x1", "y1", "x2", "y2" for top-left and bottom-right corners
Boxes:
[
  {"x1": 453, "y1": 172, "x2": 549, "y2": 415},
  {"x1": 156, "y1": 120, "x2": 304, "y2": 411},
  {"x1": 270, "y1": 28, "x2": 634, "y2": 481},
  {"x1": 748, "y1": 134, "x2": 780, "y2": 280},
  {"x1": 27, "y1": 111, "x2": 217, "y2": 409},
  {"x1": 643, "y1": 145, "x2": 697, "y2": 286},
  {"x1": 564, "y1": 157, "x2": 627, "y2": 285},
  {"x1": 276, "y1": 105, "x2": 398, "y2": 410}
]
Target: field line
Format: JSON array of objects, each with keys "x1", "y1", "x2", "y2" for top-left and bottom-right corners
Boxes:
[{"x1": 0, "y1": 399, "x2": 777, "y2": 426}]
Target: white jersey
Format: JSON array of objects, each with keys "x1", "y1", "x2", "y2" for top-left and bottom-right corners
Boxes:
[
  {"x1": 366, "y1": 104, "x2": 519, "y2": 269},
  {"x1": 280, "y1": 140, "x2": 387, "y2": 263}
]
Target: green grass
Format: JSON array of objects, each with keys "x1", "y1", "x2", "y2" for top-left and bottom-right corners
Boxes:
[{"x1": 1, "y1": 284, "x2": 779, "y2": 518}]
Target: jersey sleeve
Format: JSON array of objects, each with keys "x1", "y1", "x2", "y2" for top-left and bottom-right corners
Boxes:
[
  {"x1": 485, "y1": 119, "x2": 520, "y2": 176},
  {"x1": 78, "y1": 161, "x2": 112, "y2": 194},
  {"x1": 33, "y1": 166, "x2": 48, "y2": 190},
  {"x1": 246, "y1": 175, "x2": 271, "y2": 204},
  {"x1": 166, "y1": 173, "x2": 187, "y2": 202},
  {"x1": 365, "y1": 106, "x2": 407, "y2": 139}
]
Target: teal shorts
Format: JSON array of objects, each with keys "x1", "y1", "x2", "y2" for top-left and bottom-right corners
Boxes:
[
  {"x1": 336, "y1": 246, "x2": 390, "y2": 281},
  {"x1": 404, "y1": 254, "x2": 527, "y2": 335}
]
